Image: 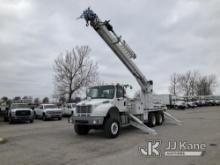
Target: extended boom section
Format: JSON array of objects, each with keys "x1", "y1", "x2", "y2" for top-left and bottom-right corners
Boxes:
[{"x1": 80, "y1": 8, "x2": 152, "y2": 94}]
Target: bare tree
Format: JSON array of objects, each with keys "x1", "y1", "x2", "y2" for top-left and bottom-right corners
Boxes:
[
  {"x1": 54, "y1": 46, "x2": 99, "y2": 102},
  {"x1": 42, "y1": 97, "x2": 49, "y2": 104},
  {"x1": 177, "y1": 70, "x2": 200, "y2": 96},
  {"x1": 169, "y1": 70, "x2": 218, "y2": 96},
  {"x1": 1, "y1": 96, "x2": 8, "y2": 102},
  {"x1": 13, "y1": 96, "x2": 21, "y2": 102},
  {"x1": 189, "y1": 70, "x2": 200, "y2": 96},
  {"x1": 34, "y1": 98, "x2": 40, "y2": 105},
  {"x1": 22, "y1": 96, "x2": 28, "y2": 100},
  {"x1": 196, "y1": 74, "x2": 217, "y2": 95},
  {"x1": 169, "y1": 73, "x2": 179, "y2": 95},
  {"x1": 59, "y1": 96, "x2": 66, "y2": 104}
]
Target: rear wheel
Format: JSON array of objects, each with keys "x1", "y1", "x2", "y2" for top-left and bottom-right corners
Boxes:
[
  {"x1": 156, "y1": 112, "x2": 164, "y2": 125},
  {"x1": 104, "y1": 118, "x2": 120, "y2": 138},
  {"x1": 147, "y1": 112, "x2": 156, "y2": 127},
  {"x1": 42, "y1": 114, "x2": 47, "y2": 121},
  {"x1": 74, "y1": 124, "x2": 90, "y2": 135},
  {"x1": 3, "y1": 111, "x2": 8, "y2": 122}
]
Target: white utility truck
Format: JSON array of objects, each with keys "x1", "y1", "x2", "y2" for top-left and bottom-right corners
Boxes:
[
  {"x1": 71, "y1": 8, "x2": 180, "y2": 138},
  {"x1": 153, "y1": 94, "x2": 176, "y2": 109}
]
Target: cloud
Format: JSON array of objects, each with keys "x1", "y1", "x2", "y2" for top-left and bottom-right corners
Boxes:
[{"x1": 0, "y1": 0, "x2": 220, "y2": 98}]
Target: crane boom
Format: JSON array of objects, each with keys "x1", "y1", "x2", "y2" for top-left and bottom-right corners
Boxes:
[{"x1": 80, "y1": 8, "x2": 153, "y2": 94}]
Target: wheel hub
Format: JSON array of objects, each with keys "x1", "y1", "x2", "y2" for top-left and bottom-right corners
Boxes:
[{"x1": 111, "y1": 122, "x2": 118, "y2": 135}]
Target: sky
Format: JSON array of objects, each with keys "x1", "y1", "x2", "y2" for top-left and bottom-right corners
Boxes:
[{"x1": 0, "y1": 0, "x2": 220, "y2": 99}]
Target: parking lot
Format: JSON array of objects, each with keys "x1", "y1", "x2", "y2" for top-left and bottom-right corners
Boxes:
[{"x1": 0, "y1": 106, "x2": 220, "y2": 165}]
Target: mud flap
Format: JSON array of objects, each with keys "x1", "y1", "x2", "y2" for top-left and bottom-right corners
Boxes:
[
  {"x1": 128, "y1": 113, "x2": 157, "y2": 135},
  {"x1": 164, "y1": 111, "x2": 182, "y2": 125}
]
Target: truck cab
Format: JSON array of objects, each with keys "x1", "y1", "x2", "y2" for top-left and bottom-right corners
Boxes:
[{"x1": 72, "y1": 84, "x2": 128, "y2": 138}]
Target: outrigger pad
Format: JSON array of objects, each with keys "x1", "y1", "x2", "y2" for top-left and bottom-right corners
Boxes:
[
  {"x1": 130, "y1": 121, "x2": 157, "y2": 135},
  {"x1": 164, "y1": 111, "x2": 182, "y2": 125},
  {"x1": 128, "y1": 113, "x2": 157, "y2": 135}
]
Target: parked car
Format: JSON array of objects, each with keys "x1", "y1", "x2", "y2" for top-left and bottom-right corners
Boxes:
[
  {"x1": 205, "y1": 99, "x2": 215, "y2": 106},
  {"x1": 174, "y1": 100, "x2": 187, "y2": 109},
  {"x1": 4, "y1": 103, "x2": 34, "y2": 124},
  {"x1": 214, "y1": 99, "x2": 220, "y2": 106},
  {"x1": 63, "y1": 103, "x2": 76, "y2": 117},
  {"x1": 35, "y1": 104, "x2": 62, "y2": 121},
  {"x1": 186, "y1": 101, "x2": 197, "y2": 108}
]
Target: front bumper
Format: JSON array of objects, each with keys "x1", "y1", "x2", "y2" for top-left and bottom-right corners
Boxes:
[
  {"x1": 11, "y1": 115, "x2": 33, "y2": 121},
  {"x1": 45, "y1": 114, "x2": 62, "y2": 118},
  {"x1": 72, "y1": 116, "x2": 104, "y2": 125}
]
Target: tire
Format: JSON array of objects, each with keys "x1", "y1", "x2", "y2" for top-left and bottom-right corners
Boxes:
[
  {"x1": 30, "y1": 119, "x2": 34, "y2": 123},
  {"x1": 42, "y1": 114, "x2": 47, "y2": 121},
  {"x1": 34, "y1": 112, "x2": 37, "y2": 119},
  {"x1": 156, "y1": 112, "x2": 164, "y2": 125},
  {"x1": 104, "y1": 118, "x2": 120, "y2": 138},
  {"x1": 147, "y1": 112, "x2": 156, "y2": 127},
  {"x1": 74, "y1": 124, "x2": 90, "y2": 135},
  {"x1": 8, "y1": 114, "x2": 13, "y2": 124},
  {"x1": 58, "y1": 117, "x2": 62, "y2": 120},
  {"x1": 3, "y1": 116, "x2": 8, "y2": 122}
]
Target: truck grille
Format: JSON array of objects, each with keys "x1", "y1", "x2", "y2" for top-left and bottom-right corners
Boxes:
[
  {"x1": 76, "y1": 105, "x2": 91, "y2": 114},
  {"x1": 47, "y1": 111, "x2": 61, "y2": 115},
  {"x1": 16, "y1": 110, "x2": 31, "y2": 116}
]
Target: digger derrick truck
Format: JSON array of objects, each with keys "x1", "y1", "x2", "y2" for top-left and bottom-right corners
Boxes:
[{"x1": 71, "y1": 8, "x2": 180, "y2": 138}]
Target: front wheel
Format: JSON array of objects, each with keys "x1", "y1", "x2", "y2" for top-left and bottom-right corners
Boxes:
[
  {"x1": 3, "y1": 116, "x2": 8, "y2": 122},
  {"x1": 74, "y1": 124, "x2": 90, "y2": 135},
  {"x1": 8, "y1": 114, "x2": 13, "y2": 124},
  {"x1": 42, "y1": 114, "x2": 47, "y2": 121},
  {"x1": 30, "y1": 119, "x2": 34, "y2": 123},
  {"x1": 104, "y1": 118, "x2": 120, "y2": 138}
]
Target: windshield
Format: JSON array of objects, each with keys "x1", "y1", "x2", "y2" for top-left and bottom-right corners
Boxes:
[
  {"x1": 87, "y1": 85, "x2": 115, "y2": 99},
  {"x1": 44, "y1": 105, "x2": 57, "y2": 109},
  {"x1": 67, "y1": 104, "x2": 76, "y2": 108},
  {"x1": 11, "y1": 103, "x2": 29, "y2": 109}
]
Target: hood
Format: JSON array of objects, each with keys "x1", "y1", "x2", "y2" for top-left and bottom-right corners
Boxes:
[
  {"x1": 77, "y1": 99, "x2": 111, "y2": 106},
  {"x1": 44, "y1": 108, "x2": 61, "y2": 112},
  {"x1": 175, "y1": 101, "x2": 185, "y2": 105}
]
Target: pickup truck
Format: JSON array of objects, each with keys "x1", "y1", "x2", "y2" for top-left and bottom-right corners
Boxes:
[
  {"x1": 174, "y1": 100, "x2": 187, "y2": 109},
  {"x1": 35, "y1": 104, "x2": 62, "y2": 121},
  {"x1": 63, "y1": 103, "x2": 76, "y2": 117},
  {"x1": 4, "y1": 103, "x2": 34, "y2": 124}
]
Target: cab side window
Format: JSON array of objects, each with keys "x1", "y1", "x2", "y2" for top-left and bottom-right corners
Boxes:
[{"x1": 116, "y1": 86, "x2": 124, "y2": 98}]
